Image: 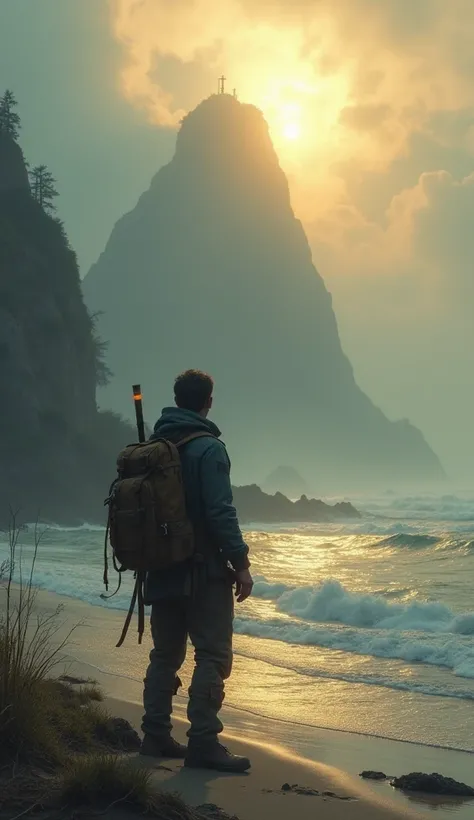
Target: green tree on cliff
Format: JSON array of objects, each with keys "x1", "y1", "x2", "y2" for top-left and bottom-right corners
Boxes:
[
  {"x1": 0, "y1": 89, "x2": 21, "y2": 140},
  {"x1": 29, "y1": 164, "x2": 59, "y2": 213}
]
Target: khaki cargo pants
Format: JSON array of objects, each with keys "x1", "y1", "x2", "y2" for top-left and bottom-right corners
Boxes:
[{"x1": 142, "y1": 578, "x2": 234, "y2": 745}]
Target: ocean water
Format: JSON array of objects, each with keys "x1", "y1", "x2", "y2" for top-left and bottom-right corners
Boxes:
[{"x1": 2, "y1": 491, "x2": 474, "y2": 753}]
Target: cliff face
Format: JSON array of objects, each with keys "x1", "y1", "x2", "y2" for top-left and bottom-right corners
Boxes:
[
  {"x1": 0, "y1": 134, "x2": 133, "y2": 523},
  {"x1": 0, "y1": 133, "x2": 29, "y2": 193},
  {"x1": 84, "y1": 94, "x2": 444, "y2": 490}
]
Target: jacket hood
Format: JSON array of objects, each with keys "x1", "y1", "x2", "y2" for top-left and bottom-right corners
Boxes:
[{"x1": 151, "y1": 407, "x2": 221, "y2": 441}]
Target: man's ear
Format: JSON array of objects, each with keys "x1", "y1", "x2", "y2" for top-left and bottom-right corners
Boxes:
[{"x1": 209, "y1": 396, "x2": 213, "y2": 408}]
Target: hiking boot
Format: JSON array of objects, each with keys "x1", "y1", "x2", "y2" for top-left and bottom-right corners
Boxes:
[
  {"x1": 185, "y1": 742, "x2": 251, "y2": 773},
  {"x1": 140, "y1": 734, "x2": 187, "y2": 759}
]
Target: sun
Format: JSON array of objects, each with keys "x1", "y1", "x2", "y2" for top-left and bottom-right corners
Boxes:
[
  {"x1": 256, "y1": 87, "x2": 310, "y2": 150},
  {"x1": 252, "y1": 73, "x2": 350, "y2": 160},
  {"x1": 283, "y1": 121, "x2": 301, "y2": 141}
]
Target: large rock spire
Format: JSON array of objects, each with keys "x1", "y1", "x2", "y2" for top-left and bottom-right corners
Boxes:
[{"x1": 84, "y1": 94, "x2": 443, "y2": 490}]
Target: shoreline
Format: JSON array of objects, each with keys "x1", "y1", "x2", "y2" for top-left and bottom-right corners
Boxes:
[
  {"x1": 106, "y1": 697, "x2": 421, "y2": 820},
  {"x1": 18, "y1": 585, "x2": 474, "y2": 820},
  {"x1": 69, "y1": 653, "x2": 474, "y2": 757},
  {"x1": 19, "y1": 582, "x2": 474, "y2": 754}
]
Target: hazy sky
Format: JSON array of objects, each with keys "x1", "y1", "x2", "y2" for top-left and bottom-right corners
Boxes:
[{"x1": 1, "y1": 0, "x2": 473, "y2": 481}]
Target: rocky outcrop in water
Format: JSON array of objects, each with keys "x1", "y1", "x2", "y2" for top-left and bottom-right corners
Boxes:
[{"x1": 232, "y1": 484, "x2": 359, "y2": 523}]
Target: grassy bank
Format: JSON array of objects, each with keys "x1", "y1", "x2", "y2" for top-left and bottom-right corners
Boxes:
[{"x1": 0, "y1": 519, "x2": 230, "y2": 819}]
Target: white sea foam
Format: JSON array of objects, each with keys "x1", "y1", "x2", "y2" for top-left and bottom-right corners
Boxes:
[
  {"x1": 253, "y1": 578, "x2": 474, "y2": 634},
  {"x1": 357, "y1": 493, "x2": 474, "y2": 523},
  {"x1": 24, "y1": 522, "x2": 106, "y2": 533},
  {"x1": 2, "y1": 495, "x2": 474, "y2": 722},
  {"x1": 234, "y1": 617, "x2": 474, "y2": 679},
  {"x1": 232, "y1": 648, "x2": 474, "y2": 700}
]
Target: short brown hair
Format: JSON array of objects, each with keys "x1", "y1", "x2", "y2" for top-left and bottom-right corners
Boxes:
[{"x1": 174, "y1": 370, "x2": 214, "y2": 412}]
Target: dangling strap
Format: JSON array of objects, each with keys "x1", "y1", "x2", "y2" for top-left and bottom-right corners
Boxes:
[
  {"x1": 115, "y1": 572, "x2": 146, "y2": 648},
  {"x1": 102, "y1": 478, "x2": 119, "y2": 592},
  {"x1": 103, "y1": 519, "x2": 110, "y2": 591},
  {"x1": 100, "y1": 571, "x2": 122, "y2": 601},
  {"x1": 137, "y1": 572, "x2": 145, "y2": 645},
  {"x1": 101, "y1": 517, "x2": 125, "y2": 601},
  {"x1": 116, "y1": 576, "x2": 139, "y2": 648}
]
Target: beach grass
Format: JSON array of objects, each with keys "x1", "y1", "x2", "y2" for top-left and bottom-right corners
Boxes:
[
  {"x1": 0, "y1": 515, "x2": 81, "y2": 764},
  {"x1": 79, "y1": 681, "x2": 104, "y2": 701},
  {"x1": 0, "y1": 516, "x2": 216, "y2": 819},
  {"x1": 59, "y1": 754, "x2": 153, "y2": 808},
  {"x1": 59, "y1": 754, "x2": 203, "y2": 817}
]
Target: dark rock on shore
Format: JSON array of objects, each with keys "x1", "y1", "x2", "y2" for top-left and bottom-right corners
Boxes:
[
  {"x1": 360, "y1": 771, "x2": 387, "y2": 781},
  {"x1": 281, "y1": 782, "x2": 319, "y2": 795},
  {"x1": 94, "y1": 717, "x2": 141, "y2": 751},
  {"x1": 391, "y1": 773, "x2": 474, "y2": 796},
  {"x1": 280, "y1": 783, "x2": 352, "y2": 800},
  {"x1": 233, "y1": 484, "x2": 359, "y2": 523},
  {"x1": 197, "y1": 805, "x2": 239, "y2": 820}
]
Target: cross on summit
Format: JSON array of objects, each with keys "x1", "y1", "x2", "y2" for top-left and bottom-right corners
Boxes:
[{"x1": 218, "y1": 75, "x2": 226, "y2": 94}]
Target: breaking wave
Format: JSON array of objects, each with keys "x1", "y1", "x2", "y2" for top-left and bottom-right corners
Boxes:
[
  {"x1": 233, "y1": 648, "x2": 474, "y2": 700},
  {"x1": 252, "y1": 578, "x2": 474, "y2": 635},
  {"x1": 376, "y1": 533, "x2": 440, "y2": 550},
  {"x1": 234, "y1": 617, "x2": 474, "y2": 679},
  {"x1": 24, "y1": 522, "x2": 106, "y2": 533}
]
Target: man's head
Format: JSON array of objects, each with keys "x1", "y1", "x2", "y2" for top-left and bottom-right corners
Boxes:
[{"x1": 174, "y1": 370, "x2": 214, "y2": 417}]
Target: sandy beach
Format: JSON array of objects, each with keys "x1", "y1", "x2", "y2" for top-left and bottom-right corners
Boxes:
[
  {"x1": 18, "y1": 585, "x2": 473, "y2": 820},
  {"x1": 112, "y1": 697, "x2": 417, "y2": 820}
]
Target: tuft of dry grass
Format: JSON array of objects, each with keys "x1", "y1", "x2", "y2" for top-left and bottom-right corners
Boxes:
[
  {"x1": 59, "y1": 754, "x2": 205, "y2": 817},
  {"x1": 77, "y1": 683, "x2": 104, "y2": 703},
  {"x1": 0, "y1": 514, "x2": 81, "y2": 765},
  {"x1": 60, "y1": 754, "x2": 152, "y2": 808},
  {"x1": 0, "y1": 514, "x2": 113, "y2": 766}
]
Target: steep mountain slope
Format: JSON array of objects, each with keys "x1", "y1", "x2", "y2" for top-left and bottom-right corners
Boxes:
[
  {"x1": 84, "y1": 94, "x2": 443, "y2": 490},
  {"x1": 0, "y1": 133, "x2": 133, "y2": 523}
]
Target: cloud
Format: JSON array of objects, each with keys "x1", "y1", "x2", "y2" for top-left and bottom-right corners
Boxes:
[
  {"x1": 108, "y1": 1, "x2": 474, "y2": 125},
  {"x1": 108, "y1": 0, "x2": 474, "y2": 476},
  {"x1": 108, "y1": 0, "x2": 474, "y2": 211},
  {"x1": 340, "y1": 104, "x2": 391, "y2": 132},
  {"x1": 407, "y1": 171, "x2": 474, "y2": 309},
  {"x1": 108, "y1": 0, "x2": 474, "y2": 332},
  {"x1": 307, "y1": 167, "x2": 474, "y2": 475},
  {"x1": 309, "y1": 168, "x2": 474, "y2": 313}
]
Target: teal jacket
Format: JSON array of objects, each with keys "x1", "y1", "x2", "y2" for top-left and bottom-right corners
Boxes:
[{"x1": 144, "y1": 407, "x2": 249, "y2": 601}]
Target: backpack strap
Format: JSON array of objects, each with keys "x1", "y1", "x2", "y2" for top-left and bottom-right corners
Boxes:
[{"x1": 175, "y1": 431, "x2": 217, "y2": 448}]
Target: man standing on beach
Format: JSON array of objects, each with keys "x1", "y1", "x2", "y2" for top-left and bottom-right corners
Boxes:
[{"x1": 140, "y1": 370, "x2": 253, "y2": 772}]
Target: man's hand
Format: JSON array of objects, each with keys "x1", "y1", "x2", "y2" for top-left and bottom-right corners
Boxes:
[{"x1": 235, "y1": 568, "x2": 254, "y2": 603}]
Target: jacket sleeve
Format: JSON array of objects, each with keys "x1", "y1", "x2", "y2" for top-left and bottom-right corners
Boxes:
[{"x1": 199, "y1": 441, "x2": 250, "y2": 571}]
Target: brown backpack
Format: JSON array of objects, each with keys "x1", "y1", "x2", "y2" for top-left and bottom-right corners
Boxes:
[{"x1": 103, "y1": 432, "x2": 213, "y2": 647}]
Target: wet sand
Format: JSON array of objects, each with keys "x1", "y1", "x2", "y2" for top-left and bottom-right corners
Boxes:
[{"x1": 19, "y1": 586, "x2": 474, "y2": 819}]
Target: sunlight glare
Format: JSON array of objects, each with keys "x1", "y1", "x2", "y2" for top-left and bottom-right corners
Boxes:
[{"x1": 283, "y1": 121, "x2": 301, "y2": 141}]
